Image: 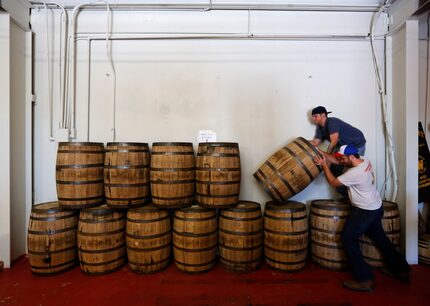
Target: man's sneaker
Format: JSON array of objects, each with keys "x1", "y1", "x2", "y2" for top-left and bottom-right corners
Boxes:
[
  {"x1": 379, "y1": 267, "x2": 410, "y2": 283},
  {"x1": 342, "y1": 279, "x2": 374, "y2": 292}
]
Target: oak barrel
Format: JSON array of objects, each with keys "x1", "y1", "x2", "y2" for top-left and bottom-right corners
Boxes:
[
  {"x1": 264, "y1": 200, "x2": 308, "y2": 272},
  {"x1": 27, "y1": 202, "x2": 78, "y2": 274},
  {"x1": 359, "y1": 201, "x2": 401, "y2": 267},
  {"x1": 56, "y1": 142, "x2": 105, "y2": 209},
  {"x1": 419, "y1": 234, "x2": 430, "y2": 265},
  {"x1": 173, "y1": 205, "x2": 217, "y2": 273},
  {"x1": 150, "y1": 142, "x2": 195, "y2": 208},
  {"x1": 104, "y1": 142, "x2": 150, "y2": 208},
  {"x1": 253, "y1": 137, "x2": 321, "y2": 202},
  {"x1": 77, "y1": 205, "x2": 126, "y2": 274},
  {"x1": 310, "y1": 199, "x2": 351, "y2": 270},
  {"x1": 196, "y1": 142, "x2": 241, "y2": 208},
  {"x1": 219, "y1": 201, "x2": 263, "y2": 272},
  {"x1": 126, "y1": 204, "x2": 171, "y2": 273}
]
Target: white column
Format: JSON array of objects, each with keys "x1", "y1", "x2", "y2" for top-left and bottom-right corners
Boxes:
[
  {"x1": 405, "y1": 19, "x2": 419, "y2": 264},
  {"x1": 0, "y1": 12, "x2": 11, "y2": 268}
]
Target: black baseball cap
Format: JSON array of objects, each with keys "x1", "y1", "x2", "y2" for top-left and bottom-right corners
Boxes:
[{"x1": 311, "y1": 106, "x2": 332, "y2": 115}]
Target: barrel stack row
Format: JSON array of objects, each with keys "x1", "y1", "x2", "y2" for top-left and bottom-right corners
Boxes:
[
  {"x1": 56, "y1": 141, "x2": 241, "y2": 210},
  {"x1": 27, "y1": 199, "x2": 401, "y2": 275}
]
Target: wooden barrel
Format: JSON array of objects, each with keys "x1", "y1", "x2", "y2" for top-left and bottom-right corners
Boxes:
[
  {"x1": 219, "y1": 201, "x2": 263, "y2": 272},
  {"x1": 359, "y1": 201, "x2": 401, "y2": 267},
  {"x1": 310, "y1": 199, "x2": 351, "y2": 270},
  {"x1": 126, "y1": 204, "x2": 171, "y2": 273},
  {"x1": 196, "y1": 142, "x2": 241, "y2": 208},
  {"x1": 104, "y1": 142, "x2": 150, "y2": 208},
  {"x1": 419, "y1": 234, "x2": 430, "y2": 265},
  {"x1": 27, "y1": 202, "x2": 78, "y2": 274},
  {"x1": 77, "y1": 205, "x2": 126, "y2": 274},
  {"x1": 173, "y1": 205, "x2": 217, "y2": 273},
  {"x1": 264, "y1": 200, "x2": 308, "y2": 272},
  {"x1": 253, "y1": 137, "x2": 321, "y2": 202},
  {"x1": 56, "y1": 142, "x2": 105, "y2": 209},
  {"x1": 150, "y1": 142, "x2": 195, "y2": 208}
]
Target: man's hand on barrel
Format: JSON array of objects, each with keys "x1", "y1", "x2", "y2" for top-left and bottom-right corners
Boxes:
[{"x1": 314, "y1": 155, "x2": 327, "y2": 167}]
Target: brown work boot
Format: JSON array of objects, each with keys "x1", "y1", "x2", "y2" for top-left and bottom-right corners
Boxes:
[{"x1": 342, "y1": 279, "x2": 374, "y2": 292}]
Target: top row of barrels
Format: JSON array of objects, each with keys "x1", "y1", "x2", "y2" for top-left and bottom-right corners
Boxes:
[{"x1": 56, "y1": 142, "x2": 241, "y2": 210}]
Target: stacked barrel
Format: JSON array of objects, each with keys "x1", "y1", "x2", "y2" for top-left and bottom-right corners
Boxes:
[{"x1": 27, "y1": 137, "x2": 405, "y2": 276}]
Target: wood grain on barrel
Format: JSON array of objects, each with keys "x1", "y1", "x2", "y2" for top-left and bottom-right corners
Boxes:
[
  {"x1": 264, "y1": 200, "x2": 308, "y2": 272},
  {"x1": 126, "y1": 204, "x2": 171, "y2": 273},
  {"x1": 104, "y1": 142, "x2": 150, "y2": 208},
  {"x1": 27, "y1": 202, "x2": 78, "y2": 274},
  {"x1": 56, "y1": 142, "x2": 105, "y2": 209}
]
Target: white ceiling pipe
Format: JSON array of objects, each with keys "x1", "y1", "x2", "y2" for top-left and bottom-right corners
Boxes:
[
  {"x1": 76, "y1": 33, "x2": 371, "y2": 41},
  {"x1": 30, "y1": 2, "x2": 380, "y2": 12}
]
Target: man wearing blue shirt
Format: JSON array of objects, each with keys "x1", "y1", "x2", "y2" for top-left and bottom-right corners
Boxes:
[{"x1": 310, "y1": 106, "x2": 366, "y2": 155}]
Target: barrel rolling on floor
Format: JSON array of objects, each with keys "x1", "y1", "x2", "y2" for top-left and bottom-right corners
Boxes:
[
  {"x1": 27, "y1": 202, "x2": 79, "y2": 275},
  {"x1": 56, "y1": 142, "x2": 105, "y2": 209},
  {"x1": 104, "y1": 142, "x2": 151, "y2": 209},
  {"x1": 264, "y1": 200, "x2": 308, "y2": 272},
  {"x1": 253, "y1": 137, "x2": 321, "y2": 202}
]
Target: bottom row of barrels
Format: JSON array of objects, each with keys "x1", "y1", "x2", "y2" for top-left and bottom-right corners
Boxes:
[{"x1": 28, "y1": 199, "x2": 425, "y2": 275}]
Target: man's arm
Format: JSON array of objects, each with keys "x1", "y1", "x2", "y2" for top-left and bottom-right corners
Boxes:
[
  {"x1": 314, "y1": 155, "x2": 344, "y2": 188},
  {"x1": 317, "y1": 149, "x2": 340, "y2": 165},
  {"x1": 327, "y1": 132, "x2": 339, "y2": 154},
  {"x1": 310, "y1": 138, "x2": 321, "y2": 147}
]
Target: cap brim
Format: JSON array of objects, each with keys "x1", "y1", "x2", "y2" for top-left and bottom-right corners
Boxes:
[{"x1": 333, "y1": 152, "x2": 344, "y2": 157}]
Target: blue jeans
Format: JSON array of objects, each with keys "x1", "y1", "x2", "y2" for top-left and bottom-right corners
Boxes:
[{"x1": 341, "y1": 206, "x2": 410, "y2": 282}]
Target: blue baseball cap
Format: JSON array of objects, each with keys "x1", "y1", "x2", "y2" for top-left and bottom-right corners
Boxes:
[{"x1": 334, "y1": 145, "x2": 359, "y2": 157}]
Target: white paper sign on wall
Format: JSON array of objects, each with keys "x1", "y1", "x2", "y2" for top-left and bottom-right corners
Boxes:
[{"x1": 198, "y1": 130, "x2": 217, "y2": 143}]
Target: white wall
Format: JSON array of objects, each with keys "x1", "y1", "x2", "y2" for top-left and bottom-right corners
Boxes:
[
  {"x1": 0, "y1": 12, "x2": 11, "y2": 268},
  {"x1": 32, "y1": 7, "x2": 388, "y2": 208}
]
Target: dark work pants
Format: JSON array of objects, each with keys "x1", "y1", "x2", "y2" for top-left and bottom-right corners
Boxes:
[{"x1": 341, "y1": 206, "x2": 410, "y2": 282}]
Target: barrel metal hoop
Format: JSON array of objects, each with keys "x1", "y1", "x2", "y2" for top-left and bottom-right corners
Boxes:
[
  {"x1": 126, "y1": 241, "x2": 171, "y2": 252},
  {"x1": 219, "y1": 228, "x2": 262, "y2": 236},
  {"x1": 126, "y1": 230, "x2": 171, "y2": 240},
  {"x1": 173, "y1": 229, "x2": 218, "y2": 238},
  {"x1": 127, "y1": 215, "x2": 170, "y2": 224},
  {"x1": 173, "y1": 243, "x2": 217, "y2": 253},
  {"x1": 264, "y1": 228, "x2": 308, "y2": 236},
  {"x1": 219, "y1": 214, "x2": 261, "y2": 222},
  {"x1": 56, "y1": 180, "x2": 104, "y2": 185},
  {"x1": 28, "y1": 226, "x2": 77, "y2": 236},
  {"x1": 150, "y1": 167, "x2": 195, "y2": 172},
  {"x1": 105, "y1": 183, "x2": 150, "y2": 187},
  {"x1": 28, "y1": 245, "x2": 77, "y2": 255},
  {"x1": 264, "y1": 244, "x2": 308, "y2": 254},
  {"x1": 265, "y1": 255, "x2": 307, "y2": 266},
  {"x1": 104, "y1": 165, "x2": 149, "y2": 169},
  {"x1": 56, "y1": 163, "x2": 104, "y2": 170},
  {"x1": 219, "y1": 243, "x2": 263, "y2": 252},
  {"x1": 78, "y1": 228, "x2": 125, "y2": 237}
]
